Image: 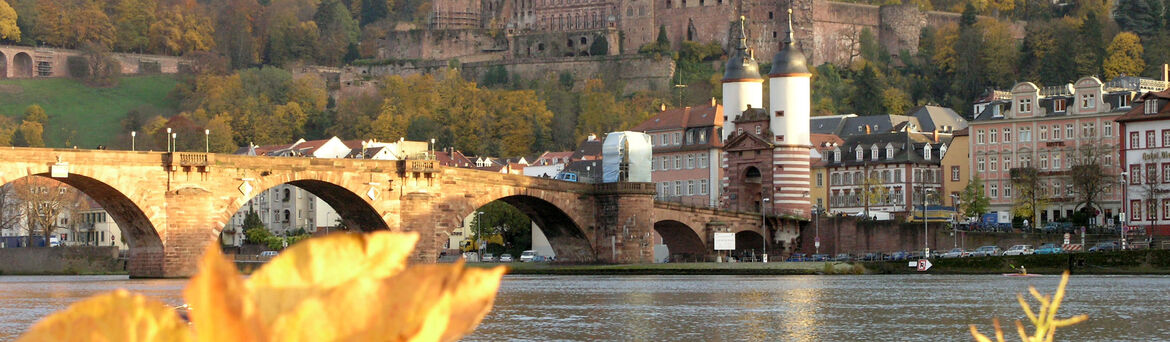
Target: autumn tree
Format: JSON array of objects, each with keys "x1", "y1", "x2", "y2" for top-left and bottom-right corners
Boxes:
[
  {"x1": 12, "y1": 177, "x2": 85, "y2": 246},
  {"x1": 1073, "y1": 11, "x2": 1106, "y2": 78},
  {"x1": 149, "y1": 7, "x2": 215, "y2": 55},
  {"x1": 861, "y1": 173, "x2": 890, "y2": 219},
  {"x1": 80, "y1": 41, "x2": 122, "y2": 87},
  {"x1": 111, "y1": 0, "x2": 157, "y2": 52},
  {"x1": 315, "y1": 0, "x2": 359, "y2": 65},
  {"x1": 1104, "y1": 32, "x2": 1145, "y2": 79},
  {"x1": 1066, "y1": 143, "x2": 1117, "y2": 226},
  {"x1": 23, "y1": 104, "x2": 47, "y2": 123},
  {"x1": 1011, "y1": 167, "x2": 1046, "y2": 230},
  {"x1": 0, "y1": 0, "x2": 19, "y2": 42},
  {"x1": 37, "y1": 0, "x2": 114, "y2": 48},
  {"x1": 960, "y1": 174, "x2": 991, "y2": 219},
  {"x1": 12, "y1": 120, "x2": 44, "y2": 147},
  {"x1": 0, "y1": 183, "x2": 24, "y2": 237}
]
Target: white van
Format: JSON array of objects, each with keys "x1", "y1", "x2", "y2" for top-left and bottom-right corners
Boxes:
[{"x1": 520, "y1": 250, "x2": 538, "y2": 262}]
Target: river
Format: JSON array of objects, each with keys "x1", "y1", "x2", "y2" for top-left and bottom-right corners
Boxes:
[{"x1": 1, "y1": 274, "x2": 1167, "y2": 341}]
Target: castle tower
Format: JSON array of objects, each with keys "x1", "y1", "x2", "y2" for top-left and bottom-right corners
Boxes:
[
  {"x1": 721, "y1": 16, "x2": 764, "y2": 143},
  {"x1": 766, "y1": 9, "x2": 812, "y2": 218}
]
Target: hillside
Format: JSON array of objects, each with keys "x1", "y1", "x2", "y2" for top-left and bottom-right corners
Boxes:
[{"x1": 0, "y1": 76, "x2": 180, "y2": 148}]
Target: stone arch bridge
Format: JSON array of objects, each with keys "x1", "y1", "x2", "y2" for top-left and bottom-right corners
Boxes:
[{"x1": 0, "y1": 148, "x2": 771, "y2": 277}]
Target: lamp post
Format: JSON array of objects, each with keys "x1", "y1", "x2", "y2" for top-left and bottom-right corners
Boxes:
[
  {"x1": 166, "y1": 128, "x2": 172, "y2": 153},
  {"x1": 814, "y1": 204, "x2": 821, "y2": 255},
  {"x1": 950, "y1": 194, "x2": 960, "y2": 249},
  {"x1": 204, "y1": 129, "x2": 210, "y2": 153},
  {"x1": 430, "y1": 138, "x2": 436, "y2": 159},
  {"x1": 172, "y1": 133, "x2": 178, "y2": 152},
  {"x1": 921, "y1": 171, "x2": 931, "y2": 258},
  {"x1": 1120, "y1": 171, "x2": 1128, "y2": 250},
  {"x1": 761, "y1": 196, "x2": 769, "y2": 262},
  {"x1": 130, "y1": 131, "x2": 136, "y2": 151}
]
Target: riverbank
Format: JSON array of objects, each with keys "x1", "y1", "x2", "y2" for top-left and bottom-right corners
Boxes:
[
  {"x1": 863, "y1": 249, "x2": 1170, "y2": 275},
  {"x1": 470, "y1": 260, "x2": 864, "y2": 275}
]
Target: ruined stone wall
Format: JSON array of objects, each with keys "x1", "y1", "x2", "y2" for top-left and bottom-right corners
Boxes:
[
  {"x1": 511, "y1": 29, "x2": 619, "y2": 57},
  {"x1": 651, "y1": 1, "x2": 737, "y2": 50},
  {"x1": 355, "y1": 54, "x2": 674, "y2": 93},
  {"x1": 810, "y1": 1, "x2": 881, "y2": 66},
  {"x1": 375, "y1": 29, "x2": 510, "y2": 61},
  {"x1": 0, "y1": 45, "x2": 187, "y2": 79}
]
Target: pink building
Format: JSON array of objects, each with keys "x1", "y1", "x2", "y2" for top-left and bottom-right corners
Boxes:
[
  {"x1": 969, "y1": 76, "x2": 1166, "y2": 226},
  {"x1": 631, "y1": 101, "x2": 723, "y2": 207}
]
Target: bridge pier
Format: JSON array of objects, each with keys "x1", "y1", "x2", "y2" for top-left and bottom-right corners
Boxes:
[
  {"x1": 129, "y1": 187, "x2": 223, "y2": 278},
  {"x1": 593, "y1": 183, "x2": 657, "y2": 263}
]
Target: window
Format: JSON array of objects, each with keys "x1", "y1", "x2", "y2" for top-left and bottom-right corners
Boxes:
[
  {"x1": 977, "y1": 156, "x2": 986, "y2": 172},
  {"x1": 1083, "y1": 123, "x2": 1095, "y2": 138},
  {"x1": 1149, "y1": 164, "x2": 1158, "y2": 184},
  {"x1": 661, "y1": 156, "x2": 669, "y2": 170},
  {"x1": 1020, "y1": 153, "x2": 1031, "y2": 167},
  {"x1": 977, "y1": 130, "x2": 985, "y2": 144},
  {"x1": 1039, "y1": 153, "x2": 1048, "y2": 169},
  {"x1": 660, "y1": 134, "x2": 667, "y2": 146},
  {"x1": 674, "y1": 155, "x2": 681, "y2": 169},
  {"x1": 990, "y1": 184, "x2": 998, "y2": 198},
  {"x1": 755, "y1": 125, "x2": 761, "y2": 135},
  {"x1": 1104, "y1": 122, "x2": 1113, "y2": 137},
  {"x1": 1020, "y1": 127, "x2": 1032, "y2": 142},
  {"x1": 871, "y1": 145, "x2": 879, "y2": 161},
  {"x1": 1120, "y1": 95, "x2": 1131, "y2": 108},
  {"x1": 886, "y1": 145, "x2": 894, "y2": 159},
  {"x1": 1066, "y1": 124, "x2": 1074, "y2": 139},
  {"x1": 1003, "y1": 156, "x2": 1012, "y2": 170},
  {"x1": 951, "y1": 166, "x2": 960, "y2": 181},
  {"x1": 1051, "y1": 125, "x2": 1060, "y2": 140},
  {"x1": 1004, "y1": 184, "x2": 1011, "y2": 198},
  {"x1": 686, "y1": 131, "x2": 694, "y2": 144},
  {"x1": 816, "y1": 173, "x2": 824, "y2": 187},
  {"x1": 1149, "y1": 131, "x2": 1158, "y2": 148},
  {"x1": 698, "y1": 153, "x2": 708, "y2": 168},
  {"x1": 844, "y1": 172, "x2": 852, "y2": 185},
  {"x1": 1039, "y1": 126, "x2": 1048, "y2": 141},
  {"x1": 687, "y1": 180, "x2": 695, "y2": 195},
  {"x1": 831, "y1": 173, "x2": 840, "y2": 185},
  {"x1": 1163, "y1": 163, "x2": 1170, "y2": 183},
  {"x1": 989, "y1": 156, "x2": 998, "y2": 171},
  {"x1": 1132, "y1": 132, "x2": 1143, "y2": 149},
  {"x1": 673, "y1": 132, "x2": 681, "y2": 145},
  {"x1": 1052, "y1": 152, "x2": 1061, "y2": 170},
  {"x1": 924, "y1": 144, "x2": 932, "y2": 160},
  {"x1": 1131, "y1": 200, "x2": 1142, "y2": 221},
  {"x1": 1149, "y1": 200, "x2": 1157, "y2": 220},
  {"x1": 1018, "y1": 98, "x2": 1032, "y2": 113},
  {"x1": 699, "y1": 179, "x2": 708, "y2": 194},
  {"x1": 674, "y1": 181, "x2": 682, "y2": 196},
  {"x1": 833, "y1": 149, "x2": 841, "y2": 162},
  {"x1": 1054, "y1": 98, "x2": 1067, "y2": 112},
  {"x1": 856, "y1": 147, "x2": 863, "y2": 160},
  {"x1": 1147, "y1": 99, "x2": 1160, "y2": 114},
  {"x1": 686, "y1": 154, "x2": 695, "y2": 169},
  {"x1": 895, "y1": 170, "x2": 902, "y2": 182},
  {"x1": 1003, "y1": 128, "x2": 1011, "y2": 142},
  {"x1": 989, "y1": 129, "x2": 998, "y2": 143},
  {"x1": 1082, "y1": 93, "x2": 1096, "y2": 109}
]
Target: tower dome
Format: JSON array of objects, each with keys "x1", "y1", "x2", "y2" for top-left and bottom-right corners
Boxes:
[
  {"x1": 723, "y1": 17, "x2": 762, "y2": 82},
  {"x1": 769, "y1": 9, "x2": 809, "y2": 76}
]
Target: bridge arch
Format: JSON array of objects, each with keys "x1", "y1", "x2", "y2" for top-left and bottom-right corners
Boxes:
[
  {"x1": 12, "y1": 52, "x2": 32, "y2": 78},
  {"x1": 734, "y1": 230, "x2": 764, "y2": 260},
  {"x1": 4, "y1": 174, "x2": 164, "y2": 274},
  {"x1": 457, "y1": 193, "x2": 594, "y2": 262},
  {"x1": 653, "y1": 219, "x2": 705, "y2": 262},
  {"x1": 219, "y1": 178, "x2": 389, "y2": 236},
  {"x1": 1, "y1": 50, "x2": 7, "y2": 78}
]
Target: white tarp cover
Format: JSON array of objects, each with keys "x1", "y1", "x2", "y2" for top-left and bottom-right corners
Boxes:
[{"x1": 601, "y1": 131, "x2": 653, "y2": 183}]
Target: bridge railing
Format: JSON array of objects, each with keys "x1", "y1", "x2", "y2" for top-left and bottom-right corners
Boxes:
[
  {"x1": 164, "y1": 152, "x2": 211, "y2": 172},
  {"x1": 592, "y1": 182, "x2": 656, "y2": 194}
]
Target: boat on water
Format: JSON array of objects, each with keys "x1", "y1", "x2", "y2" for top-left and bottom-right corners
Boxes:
[{"x1": 1002, "y1": 273, "x2": 1043, "y2": 277}]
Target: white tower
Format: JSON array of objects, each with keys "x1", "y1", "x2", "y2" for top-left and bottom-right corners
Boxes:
[
  {"x1": 766, "y1": 9, "x2": 812, "y2": 218},
  {"x1": 720, "y1": 16, "x2": 764, "y2": 142}
]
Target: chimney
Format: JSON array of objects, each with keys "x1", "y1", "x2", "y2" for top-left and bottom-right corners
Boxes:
[
  {"x1": 710, "y1": 97, "x2": 717, "y2": 107},
  {"x1": 932, "y1": 129, "x2": 939, "y2": 143},
  {"x1": 659, "y1": 103, "x2": 667, "y2": 112},
  {"x1": 864, "y1": 125, "x2": 871, "y2": 134}
]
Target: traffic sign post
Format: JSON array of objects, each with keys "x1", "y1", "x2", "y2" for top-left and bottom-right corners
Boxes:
[
  {"x1": 1064, "y1": 233, "x2": 1071, "y2": 246},
  {"x1": 917, "y1": 259, "x2": 932, "y2": 272}
]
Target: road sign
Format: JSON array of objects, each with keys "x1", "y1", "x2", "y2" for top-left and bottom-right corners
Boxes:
[
  {"x1": 714, "y1": 233, "x2": 735, "y2": 251},
  {"x1": 917, "y1": 259, "x2": 932, "y2": 272},
  {"x1": 1063, "y1": 233, "x2": 1071, "y2": 245}
]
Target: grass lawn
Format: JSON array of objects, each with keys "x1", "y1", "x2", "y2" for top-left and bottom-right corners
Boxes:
[{"x1": 0, "y1": 75, "x2": 181, "y2": 148}]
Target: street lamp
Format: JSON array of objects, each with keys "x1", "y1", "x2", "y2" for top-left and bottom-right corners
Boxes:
[
  {"x1": 130, "y1": 131, "x2": 136, "y2": 151},
  {"x1": 475, "y1": 211, "x2": 485, "y2": 261},
  {"x1": 204, "y1": 129, "x2": 210, "y2": 153},
  {"x1": 814, "y1": 204, "x2": 822, "y2": 255},
  {"x1": 761, "y1": 196, "x2": 769, "y2": 262},
  {"x1": 172, "y1": 133, "x2": 178, "y2": 152},
  {"x1": 166, "y1": 128, "x2": 172, "y2": 153},
  {"x1": 950, "y1": 194, "x2": 961, "y2": 249},
  {"x1": 1120, "y1": 171, "x2": 1128, "y2": 250}
]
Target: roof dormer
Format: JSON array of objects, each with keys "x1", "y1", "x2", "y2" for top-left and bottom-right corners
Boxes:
[
  {"x1": 855, "y1": 145, "x2": 864, "y2": 161},
  {"x1": 924, "y1": 143, "x2": 932, "y2": 160},
  {"x1": 1073, "y1": 76, "x2": 1105, "y2": 114},
  {"x1": 871, "y1": 144, "x2": 879, "y2": 161},
  {"x1": 1010, "y1": 82, "x2": 1040, "y2": 118},
  {"x1": 833, "y1": 147, "x2": 841, "y2": 162},
  {"x1": 885, "y1": 143, "x2": 895, "y2": 160}
]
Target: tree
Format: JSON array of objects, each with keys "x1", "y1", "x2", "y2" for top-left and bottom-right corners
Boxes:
[
  {"x1": 1066, "y1": 143, "x2": 1117, "y2": 226},
  {"x1": 23, "y1": 105, "x2": 47, "y2": 124},
  {"x1": 12, "y1": 177, "x2": 85, "y2": 246},
  {"x1": 1114, "y1": 0, "x2": 1159, "y2": 36},
  {"x1": 148, "y1": 7, "x2": 215, "y2": 56},
  {"x1": 961, "y1": 174, "x2": 991, "y2": 219},
  {"x1": 80, "y1": 41, "x2": 122, "y2": 87},
  {"x1": 360, "y1": 0, "x2": 389, "y2": 25},
  {"x1": 589, "y1": 35, "x2": 609, "y2": 56},
  {"x1": 13, "y1": 120, "x2": 43, "y2": 147},
  {"x1": 881, "y1": 88, "x2": 911, "y2": 115},
  {"x1": 0, "y1": 183, "x2": 25, "y2": 237},
  {"x1": 852, "y1": 63, "x2": 886, "y2": 115},
  {"x1": 242, "y1": 210, "x2": 272, "y2": 245},
  {"x1": 860, "y1": 173, "x2": 890, "y2": 219},
  {"x1": 36, "y1": 0, "x2": 114, "y2": 48},
  {"x1": 1011, "y1": 167, "x2": 1046, "y2": 230},
  {"x1": 474, "y1": 201, "x2": 532, "y2": 257},
  {"x1": 111, "y1": 0, "x2": 157, "y2": 52},
  {"x1": 315, "y1": 0, "x2": 359, "y2": 66},
  {"x1": 0, "y1": 0, "x2": 19, "y2": 42},
  {"x1": 1073, "y1": 11, "x2": 1106, "y2": 78},
  {"x1": 1104, "y1": 32, "x2": 1146, "y2": 79}
]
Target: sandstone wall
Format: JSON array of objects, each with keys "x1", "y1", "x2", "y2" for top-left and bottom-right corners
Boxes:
[
  {"x1": 375, "y1": 29, "x2": 510, "y2": 62},
  {"x1": 0, "y1": 247, "x2": 124, "y2": 275},
  {"x1": 0, "y1": 45, "x2": 187, "y2": 79},
  {"x1": 355, "y1": 54, "x2": 675, "y2": 93}
]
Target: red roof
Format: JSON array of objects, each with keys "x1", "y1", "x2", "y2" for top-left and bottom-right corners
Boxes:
[
  {"x1": 1116, "y1": 89, "x2": 1170, "y2": 123},
  {"x1": 630, "y1": 104, "x2": 723, "y2": 132}
]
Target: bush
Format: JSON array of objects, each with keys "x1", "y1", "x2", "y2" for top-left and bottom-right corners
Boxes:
[{"x1": 67, "y1": 56, "x2": 90, "y2": 78}]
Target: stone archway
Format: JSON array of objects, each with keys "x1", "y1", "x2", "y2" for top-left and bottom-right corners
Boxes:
[
  {"x1": 467, "y1": 194, "x2": 594, "y2": 262},
  {"x1": 12, "y1": 174, "x2": 165, "y2": 276},
  {"x1": 653, "y1": 220, "x2": 705, "y2": 262},
  {"x1": 734, "y1": 230, "x2": 764, "y2": 261},
  {"x1": 12, "y1": 52, "x2": 32, "y2": 78},
  {"x1": 0, "y1": 51, "x2": 7, "y2": 79},
  {"x1": 222, "y1": 179, "x2": 389, "y2": 236}
]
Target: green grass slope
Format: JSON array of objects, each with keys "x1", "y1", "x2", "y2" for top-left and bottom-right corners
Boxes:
[{"x1": 0, "y1": 75, "x2": 180, "y2": 148}]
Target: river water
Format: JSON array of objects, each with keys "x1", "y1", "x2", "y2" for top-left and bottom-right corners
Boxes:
[{"x1": 1, "y1": 274, "x2": 1167, "y2": 341}]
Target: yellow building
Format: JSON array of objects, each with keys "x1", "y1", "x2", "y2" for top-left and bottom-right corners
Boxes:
[
  {"x1": 809, "y1": 134, "x2": 844, "y2": 212},
  {"x1": 940, "y1": 128, "x2": 970, "y2": 217}
]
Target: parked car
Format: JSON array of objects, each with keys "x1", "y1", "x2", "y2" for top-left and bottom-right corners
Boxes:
[
  {"x1": 1088, "y1": 241, "x2": 1119, "y2": 252},
  {"x1": 889, "y1": 251, "x2": 910, "y2": 261},
  {"x1": 260, "y1": 251, "x2": 278, "y2": 258},
  {"x1": 520, "y1": 250, "x2": 538, "y2": 262},
  {"x1": 971, "y1": 245, "x2": 1003, "y2": 257},
  {"x1": 482, "y1": 253, "x2": 496, "y2": 262},
  {"x1": 1035, "y1": 243, "x2": 1063, "y2": 254},
  {"x1": 1002, "y1": 245, "x2": 1035, "y2": 256},
  {"x1": 786, "y1": 253, "x2": 807, "y2": 262},
  {"x1": 941, "y1": 248, "x2": 969, "y2": 258},
  {"x1": 499, "y1": 254, "x2": 514, "y2": 262},
  {"x1": 861, "y1": 252, "x2": 881, "y2": 261},
  {"x1": 811, "y1": 254, "x2": 830, "y2": 262},
  {"x1": 833, "y1": 253, "x2": 852, "y2": 261}
]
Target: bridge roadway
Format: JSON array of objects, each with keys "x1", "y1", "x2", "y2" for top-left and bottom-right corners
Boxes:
[{"x1": 0, "y1": 148, "x2": 774, "y2": 277}]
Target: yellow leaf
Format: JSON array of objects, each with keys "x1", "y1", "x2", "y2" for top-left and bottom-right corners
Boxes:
[
  {"x1": 185, "y1": 241, "x2": 266, "y2": 342},
  {"x1": 18, "y1": 289, "x2": 191, "y2": 342},
  {"x1": 246, "y1": 232, "x2": 419, "y2": 327}
]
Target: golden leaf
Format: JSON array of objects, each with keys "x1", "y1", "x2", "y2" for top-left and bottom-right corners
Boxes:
[
  {"x1": 17, "y1": 289, "x2": 191, "y2": 342},
  {"x1": 185, "y1": 242, "x2": 266, "y2": 342},
  {"x1": 245, "y1": 232, "x2": 419, "y2": 327}
]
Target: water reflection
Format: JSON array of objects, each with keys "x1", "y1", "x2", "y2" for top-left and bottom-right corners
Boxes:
[{"x1": 1, "y1": 274, "x2": 1168, "y2": 341}]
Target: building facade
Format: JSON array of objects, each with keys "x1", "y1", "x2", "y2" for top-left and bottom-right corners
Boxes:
[
  {"x1": 1117, "y1": 88, "x2": 1170, "y2": 236},
  {"x1": 822, "y1": 129, "x2": 949, "y2": 216},
  {"x1": 969, "y1": 76, "x2": 1167, "y2": 226},
  {"x1": 632, "y1": 101, "x2": 723, "y2": 206}
]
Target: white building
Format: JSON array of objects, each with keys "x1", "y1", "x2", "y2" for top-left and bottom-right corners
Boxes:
[{"x1": 1117, "y1": 88, "x2": 1170, "y2": 237}]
